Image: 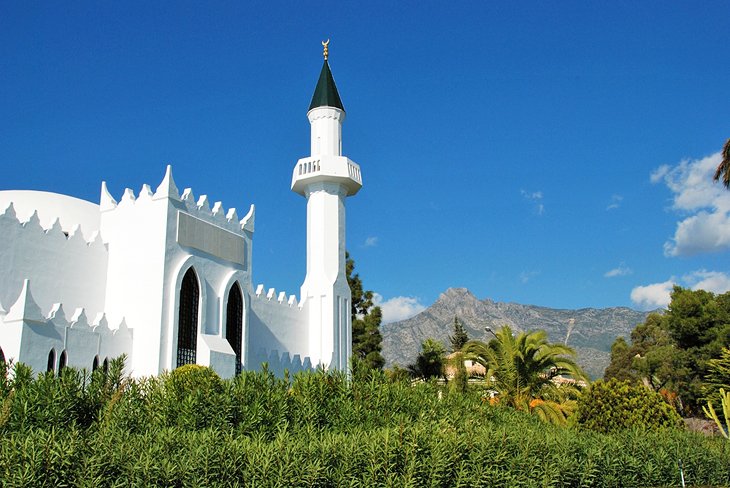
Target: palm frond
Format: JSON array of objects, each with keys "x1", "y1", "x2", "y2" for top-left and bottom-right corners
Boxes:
[{"x1": 713, "y1": 138, "x2": 730, "y2": 189}]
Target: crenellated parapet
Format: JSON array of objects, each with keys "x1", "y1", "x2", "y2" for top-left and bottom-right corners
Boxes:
[
  {"x1": 0, "y1": 279, "x2": 133, "y2": 374},
  {"x1": 0, "y1": 202, "x2": 107, "y2": 251},
  {"x1": 253, "y1": 284, "x2": 301, "y2": 308},
  {"x1": 1, "y1": 280, "x2": 131, "y2": 338},
  {"x1": 0, "y1": 202, "x2": 109, "y2": 319},
  {"x1": 100, "y1": 165, "x2": 255, "y2": 236}
]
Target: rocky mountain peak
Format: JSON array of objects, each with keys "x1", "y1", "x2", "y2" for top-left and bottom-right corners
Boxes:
[{"x1": 380, "y1": 287, "x2": 649, "y2": 379}]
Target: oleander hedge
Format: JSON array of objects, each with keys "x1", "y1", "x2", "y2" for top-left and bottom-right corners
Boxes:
[{"x1": 0, "y1": 359, "x2": 728, "y2": 487}]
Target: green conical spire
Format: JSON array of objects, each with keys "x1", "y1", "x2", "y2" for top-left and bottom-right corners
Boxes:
[{"x1": 308, "y1": 47, "x2": 345, "y2": 112}]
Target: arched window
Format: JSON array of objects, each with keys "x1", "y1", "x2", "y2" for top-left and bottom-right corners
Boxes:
[
  {"x1": 0, "y1": 347, "x2": 5, "y2": 364},
  {"x1": 59, "y1": 350, "x2": 67, "y2": 372},
  {"x1": 47, "y1": 349, "x2": 55, "y2": 373},
  {"x1": 226, "y1": 282, "x2": 243, "y2": 375},
  {"x1": 103, "y1": 358, "x2": 109, "y2": 374},
  {"x1": 92, "y1": 355, "x2": 99, "y2": 371},
  {"x1": 177, "y1": 267, "x2": 199, "y2": 368}
]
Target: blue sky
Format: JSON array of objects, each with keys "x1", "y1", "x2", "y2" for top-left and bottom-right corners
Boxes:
[{"x1": 2, "y1": 2, "x2": 729, "y2": 322}]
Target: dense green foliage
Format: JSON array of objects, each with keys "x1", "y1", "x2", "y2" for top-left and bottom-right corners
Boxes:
[
  {"x1": 448, "y1": 315, "x2": 469, "y2": 352},
  {"x1": 407, "y1": 338, "x2": 446, "y2": 380},
  {"x1": 703, "y1": 388, "x2": 730, "y2": 439},
  {"x1": 463, "y1": 325, "x2": 586, "y2": 424},
  {"x1": 347, "y1": 252, "x2": 385, "y2": 370},
  {"x1": 0, "y1": 359, "x2": 729, "y2": 486},
  {"x1": 605, "y1": 287, "x2": 730, "y2": 414},
  {"x1": 572, "y1": 379, "x2": 682, "y2": 433},
  {"x1": 705, "y1": 346, "x2": 730, "y2": 394}
]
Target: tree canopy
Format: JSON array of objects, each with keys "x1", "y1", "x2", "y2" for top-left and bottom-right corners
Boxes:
[
  {"x1": 448, "y1": 316, "x2": 469, "y2": 352},
  {"x1": 605, "y1": 286, "x2": 730, "y2": 414},
  {"x1": 407, "y1": 338, "x2": 446, "y2": 380},
  {"x1": 346, "y1": 252, "x2": 385, "y2": 370}
]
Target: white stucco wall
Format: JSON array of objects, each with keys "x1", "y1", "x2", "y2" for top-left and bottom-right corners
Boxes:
[
  {"x1": 0, "y1": 202, "x2": 108, "y2": 320},
  {"x1": 0, "y1": 281, "x2": 132, "y2": 374},
  {"x1": 248, "y1": 287, "x2": 309, "y2": 369}
]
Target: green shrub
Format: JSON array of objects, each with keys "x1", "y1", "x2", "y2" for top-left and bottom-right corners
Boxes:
[
  {"x1": 572, "y1": 378, "x2": 682, "y2": 433},
  {"x1": 2, "y1": 358, "x2": 729, "y2": 486},
  {"x1": 164, "y1": 364, "x2": 227, "y2": 430}
]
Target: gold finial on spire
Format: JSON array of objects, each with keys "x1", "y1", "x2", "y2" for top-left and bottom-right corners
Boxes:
[{"x1": 322, "y1": 39, "x2": 330, "y2": 60}]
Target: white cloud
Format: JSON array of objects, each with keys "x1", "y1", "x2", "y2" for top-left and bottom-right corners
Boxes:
[
  {"x1": 372, "y1": 293, "x2": 426, "y2": 324},
  {"x1": 630, "y1": 270, "x2": 730, "y2": 310},
  {"x1": 683, "y1": 270, "x2": 730, "y2": 294},
  {"x1": 606, "y1": 194, "x2": 623, "y2": 211},
  {"x1": 363, "y1": 236, "x2": 378, "y2": 247},
  {"x1": 605, "y1": 264, "x2": 632, "y2": 278},
  {"x1": 630, "y1": 279, "x2": 675, "y2": 310},
  {"x1": 650, "y1": 165, "x2": 670, "y2": 183},
  {"x1": 652, "y1": 152, "x2": 730, "y2": 256},
  {"x1": 521, "y1": 190, "x2": 545, "y2": 215}
]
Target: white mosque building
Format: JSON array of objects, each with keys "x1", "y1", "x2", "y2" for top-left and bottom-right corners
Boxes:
[{"x1": 0, "y1": 45, "x2": 361, "y2": 379}]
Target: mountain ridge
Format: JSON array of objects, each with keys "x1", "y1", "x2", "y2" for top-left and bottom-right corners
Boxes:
[{"x1": 380, "y1": 287, "x2": 651, "y2": 379}]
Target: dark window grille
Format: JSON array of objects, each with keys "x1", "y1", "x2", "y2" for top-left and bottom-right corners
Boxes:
[
  {"x1": 103, "y1": 358, "x2": 109, "y2": 374},
  {"x1": 59, "y1": 350, "x2": 67, "y2": 372},
  {"x1": 226, "y1": 283, "x2": 244, "y2": 374},
  {"x1": 47, "y1": 349, "x2": 55, "y2": 373},
  {"x1": 0, "y1": 347, "x2": 5, "y2": 364},
  {"x1": 92, "y1": 355, "x2": 99, "y2": 371},
  {"x1": 177, "y1": 267, "x2": 199, "y2": 368}
]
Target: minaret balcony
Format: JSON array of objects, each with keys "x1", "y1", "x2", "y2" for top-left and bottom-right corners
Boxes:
[{"x1": 291, "y1": 156, "x2": 362, "y2": 197}]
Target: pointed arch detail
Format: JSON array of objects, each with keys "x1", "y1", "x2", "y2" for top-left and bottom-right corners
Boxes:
[
  {"x1": 226, "y1": 281, "x2": 244, "y2": 374},
  {"x1": 176, "y1": 267, "x2": 200, "y2": 367}
]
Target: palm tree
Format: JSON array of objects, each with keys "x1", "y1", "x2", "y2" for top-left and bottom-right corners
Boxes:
[
  {"x1": 463, "y1": 325, "x2": 587, "y2": 424},
  {"x1": 713, "y1": 138, "x2": 730, "y2": 189}
]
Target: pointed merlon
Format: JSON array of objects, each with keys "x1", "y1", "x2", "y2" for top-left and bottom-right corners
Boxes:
[
  {"x1": 197, "y1": 195, "x2": 211, "y2": 214},
  {"x1": 1, "y1": 202, "x2": 18, "y2": 222},
  {"x1": 70, "y1": 308, "x2": 90, "y2": 329},
  {"x1": 23, "y1": 210, "x2": 43, "y2": 232},
  {"x1": 92, "y1": 312, "x2": 109, "y2": 329},
  {"x1": 266, "y1": 288, "x2": 276, "y2": 301},
  {"x1": 47, "y1": 303, "x2": 67, "y2": 322},
  {"x1": 240, "y1": 204, "x2": 255, "y2": 232},
  {"x1": 277, "y1": 291, "x2": 286, "y2": 303},
  {"x1": 67, "y1": 224, "x2": 87, "y2": 246},
  {"x1": 153, "y1": 165, "x2": 181, "y2": 201},
  {"x1": 100, "y1": 182, "x2": 118, "y2": 212},
  {"x1": 309, "y1": 41, "x2": 344, "y2": 112},
  {"x1": 46, "y1": 218, "x2": 65, "y2": 239},
  {"x1": 120, "y1": 188, "x2": 136, "y2": 205},
  {"x1": 181, "y1": 188, "x2": 196, "y2": 206},
  {"x1": 5, "y1": 279, "x2": 46, "y2": 324},
  {"x1": 255, "y1": 284, "x2": 264, "y2": 297},
  {"x1": 226, "y1": 208, "x2": 238, "y2": 223},
  {"x1": 139, "y1": 184, "x2": 153, "y2": 200}
]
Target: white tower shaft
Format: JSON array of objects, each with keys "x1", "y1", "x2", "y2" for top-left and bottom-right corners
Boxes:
[{"x1": 290, "y1": 52, "x2": 362, "y2": 370}]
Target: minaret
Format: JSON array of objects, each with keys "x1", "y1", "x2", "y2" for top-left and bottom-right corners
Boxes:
[{"x1": 292, "y1": 41, "x2": 362, "y2": 370}]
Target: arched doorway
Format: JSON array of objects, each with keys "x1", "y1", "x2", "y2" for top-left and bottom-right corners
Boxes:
[
  {"x1": 226, "y1": 282, "x2": 243, "y2": 374},
  {"x1": 176, "y1": 267, "x2": 199, "y2": 367},
  {"x1": 47, "y1": 349, "x2": 55, "y2": 373},
  {"x1": 58, "y1": 350, "x2": 67, "y2": 372}
]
